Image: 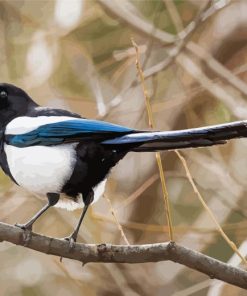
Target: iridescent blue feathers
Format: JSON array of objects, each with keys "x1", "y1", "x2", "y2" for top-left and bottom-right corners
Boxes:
[{"x1": 6, "y1": 119, "x2": 134, "y2": 147}]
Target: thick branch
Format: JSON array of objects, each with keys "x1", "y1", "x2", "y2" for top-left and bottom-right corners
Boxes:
[{"x1": 0, "y1": 222, "x2": 246, "y2": 289}]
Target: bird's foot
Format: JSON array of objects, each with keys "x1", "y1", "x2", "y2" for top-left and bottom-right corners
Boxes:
[
  {"x1": 15, "y1": 223, "x2": 33, "y2": 231},
  {"x1": 15, "y1": 223, "x2": 33, "y2": 246},
  {"x1": 63, "y1": 233, "x2": 77, "y2": 250},
  {"x1": 59, "y1": 234, "x2": 77, "y2": 262}
]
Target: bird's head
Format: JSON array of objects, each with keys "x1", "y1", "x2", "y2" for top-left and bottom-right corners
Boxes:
[{"x1": 0, "y1": 83, "x2": 37, "y2": 127}]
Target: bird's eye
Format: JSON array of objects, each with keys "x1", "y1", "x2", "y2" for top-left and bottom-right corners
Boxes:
[{"x1": 0, "y1": 91, "x2": 7, "y2": 99}]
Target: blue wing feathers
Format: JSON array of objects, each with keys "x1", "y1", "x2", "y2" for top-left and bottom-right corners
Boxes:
[
  {"x1": 39, "y1": 119, "x2": 133, "y2": 135},
  {"x1": 7, "y1": 119, "x2": 134, "y2": 147},
  {"x1": 7, "y1": 117, "x2": 214, "y2": 147},
  {"x1": 7, "y1": 118, "x2": 246, "y2": 149}
]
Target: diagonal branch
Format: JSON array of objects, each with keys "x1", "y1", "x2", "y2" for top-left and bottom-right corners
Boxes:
[
  {"x1": 98, "y1": 0, "x2": 177, "y2": 45},
  {"x1": 0, "y1": 222, "x2": 247, "y2": 289},
  {"x1": 99, "y1": 0, "x2": 235, "y2": 114}
]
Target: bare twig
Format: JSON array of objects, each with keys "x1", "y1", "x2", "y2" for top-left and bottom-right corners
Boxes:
[
  {"x1": 99, "y1": 0, "x2": 230, "y2": 114},
  {"x1": 186, "y1": 42, "x2": 247, "y2": 97},
  {"x1": 104, "y1": 194, "x2": 130, "y2": 245},
  {"x1": 165, "y1": 0, "x2": 247, "y2": 266},
  {"x1": 98, "y1": 0, "x2": 177, "y2": 45},
  {"x1": 0, "y1": 222, "x2": 247, "y2": 289},
  {"x1": 93, "y1": 212, "x2": 247, "y2": 234},
  {"x1": 118, "y1": 173, "x2": 159, "y2": 209},
  {"x1": 176, "y1": 53, "x2": 247, "y2": 119},
  {"x1": 176, "y1": 151, "x2": 247, "y2": 264},
  {"x1": 164, "y1": 0, "x2": 184, "y2": 33}
]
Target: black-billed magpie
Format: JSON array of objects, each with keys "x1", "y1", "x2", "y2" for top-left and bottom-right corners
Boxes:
[{"x1": 1, "y1": 83, "x2": 247, "y2": 244}]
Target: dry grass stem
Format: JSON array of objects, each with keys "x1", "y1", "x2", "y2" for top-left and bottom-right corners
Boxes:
[{"x1": 131, "y1": 37, "x2": 174, "y2": 241}]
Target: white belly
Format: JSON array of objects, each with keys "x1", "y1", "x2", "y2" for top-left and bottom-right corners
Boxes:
[
  {"x1": 55, "y1": 179, "x2": 107, "y2": 211},
  {"x1": 4, "y1": 143, "x2": 77, "y2": 195}
]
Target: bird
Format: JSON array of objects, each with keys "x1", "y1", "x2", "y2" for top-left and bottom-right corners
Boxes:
[{"x1": 1, "y1": 82, "x2": 247, "y2": 245}]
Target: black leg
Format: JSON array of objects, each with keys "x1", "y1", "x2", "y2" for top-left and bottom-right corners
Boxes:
[
  {"x1": 15, "y1": 193, "x2": 60, "y2": 230},
  {"x1": 64, "y1": 190, "x2": 94, "y2": 247}
]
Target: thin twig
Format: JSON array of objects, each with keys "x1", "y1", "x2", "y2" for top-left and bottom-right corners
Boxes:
[
  {"x1": 186, "y1": 41, "x2": 247, "y2": 97},
  {"x1": 176, "y1": 151, "x2": 247, "y2": 265},
  {"x1": 118, "y1": 174, "x2": 159, "y2": 209},
  {"x1": 93, "y1": 212, "x2": 247, "y2": 234},
  {"x1": 99, "y1": 0, "x2": 233, "y2": 116},
  {"x1": 176, "y1": 52, "x2": 247, "y2": 119},
  {"x1": 164, "y1": 0, "x2": 247, "y2": 267},
  {"x1": 163, "y1": 0, "x2": 184, "y2": 33},
  {"x1": 104, "y1": 194, "x2": 130, "y2": 245},
  {"x1": 98, "y1": 0, "x2": 177, "y2": 45}
]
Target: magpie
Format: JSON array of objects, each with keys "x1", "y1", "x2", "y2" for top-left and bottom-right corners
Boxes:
[{"x1": 0, "y1": 83, "x2": 247, "y2": 244}]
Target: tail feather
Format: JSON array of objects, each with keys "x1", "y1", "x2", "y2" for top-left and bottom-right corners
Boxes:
[{"x1": 102, "y1": 120, "x2": 247, "y2": 151}]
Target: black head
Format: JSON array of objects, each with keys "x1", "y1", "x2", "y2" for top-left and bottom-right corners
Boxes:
[{"x1": 0, "y1": 83, "x2": 38, "y2": 127}]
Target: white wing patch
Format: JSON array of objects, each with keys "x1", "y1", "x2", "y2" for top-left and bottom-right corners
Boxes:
[{"x1": 5, "y1": 116, "x2": 75, "y2": 135}]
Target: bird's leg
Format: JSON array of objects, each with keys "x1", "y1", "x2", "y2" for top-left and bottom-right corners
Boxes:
[
  {"x1": 64, "y1": 190, "x2": 94, "y2": 248},
  {"x1": 15, "y1": 192, "x2": 60, "y2": 231}
]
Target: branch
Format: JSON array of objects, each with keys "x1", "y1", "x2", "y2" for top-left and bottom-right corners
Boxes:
[
  {"x1": 0, "y1": 222, "x2": 247, "y2": 289},
  {"x1": 98, "y1": 0, "x2": 231, "y2": 114},
  {"x1": 97, "y1": 0, "x2": 177, "y2": 45},
  {"x1": 176, "y1": 53, "x2": 247, "y2": 119},
  {"x1": 186, "y1": 42, "x2": 247, "y2": 97}
]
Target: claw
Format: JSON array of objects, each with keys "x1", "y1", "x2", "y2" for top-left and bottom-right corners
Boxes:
[
  {"x1": 60, "y1": 235, "x2": 77, "y2": 262},
  {"x1": 63, "y1": 235, "x2": 77, "y2": 250}
]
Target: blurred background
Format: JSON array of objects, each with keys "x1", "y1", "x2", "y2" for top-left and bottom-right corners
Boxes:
[{"x1": 0, "y1": 0, "x2": 247, "y2": 295}]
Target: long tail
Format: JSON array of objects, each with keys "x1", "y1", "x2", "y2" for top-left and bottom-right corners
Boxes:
[{"x1": 102, "y1": 120, "x2": 247, "y2": 152}]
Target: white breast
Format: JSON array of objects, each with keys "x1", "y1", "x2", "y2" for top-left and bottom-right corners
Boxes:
[{"x1": 4, "y1": 143, "x2": 77, "y2": 195}]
